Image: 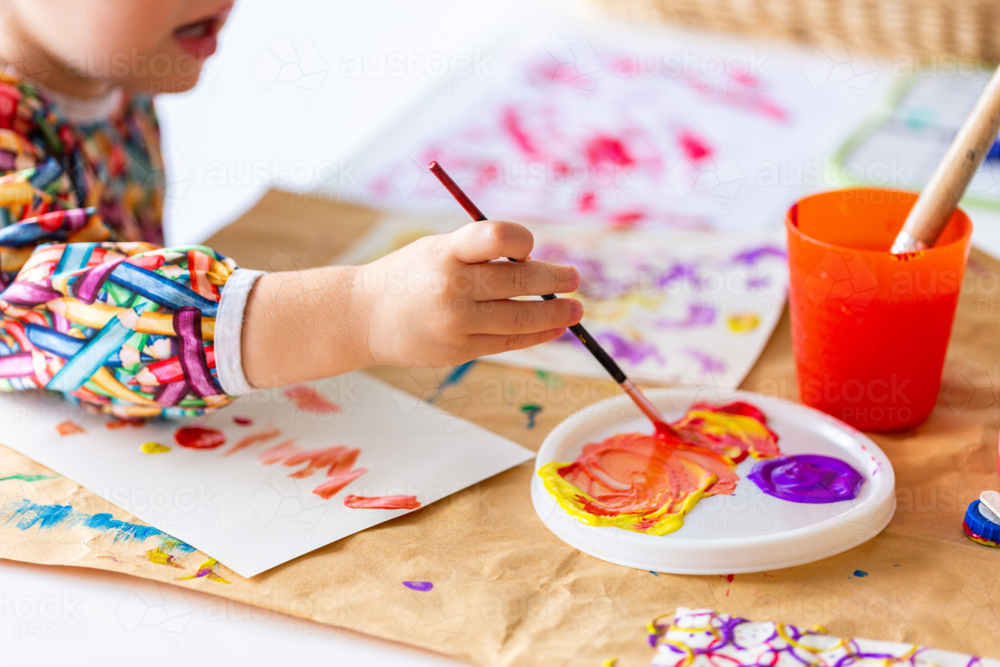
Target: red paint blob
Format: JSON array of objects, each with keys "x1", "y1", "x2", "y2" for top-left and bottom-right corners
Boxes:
[
  {"x1": 174, "y1": 426, "x2": 226, "y2": 450},
  {"x1": 584, "y1": 136, "x2": 634, "y2": 168},
  {"x1": 233, "y1": 416, "x2": 253, "y2": 426},
  {"x1": 678, "y1": 131, "x2": 713, "y2": 162}
]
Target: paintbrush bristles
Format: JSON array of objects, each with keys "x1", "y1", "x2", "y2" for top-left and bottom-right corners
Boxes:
[{"x1": 891, "y1": 65, "x2": 1000, "y2": 254}]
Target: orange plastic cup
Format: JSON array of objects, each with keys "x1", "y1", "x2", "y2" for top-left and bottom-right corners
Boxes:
[{"x1": 786, "y1": 188, "x2": 971, "y2": 431}]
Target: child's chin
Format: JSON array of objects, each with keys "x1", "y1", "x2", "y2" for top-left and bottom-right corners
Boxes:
[{"x1": 124, "y1": 70, "x2": 205, "y2": 96}]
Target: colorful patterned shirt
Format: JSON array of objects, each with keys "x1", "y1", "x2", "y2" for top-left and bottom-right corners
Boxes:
[{"x1": 0, "y1": 73, "x2": 241, "y2": 420}]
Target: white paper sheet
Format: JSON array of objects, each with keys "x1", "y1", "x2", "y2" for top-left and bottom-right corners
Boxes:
[
  {"x1": 837, "y1": 70, "x2": 1000, "y2": 207},
  {"x1": 343, "y1": 22, "x2": 894, "y2": 233},
  {"x1": 338, "y1": 214, "x2": 789, "y2": 387},
  {"x1": 0, "y1": 371, "x2": 533, "y2": 578}
]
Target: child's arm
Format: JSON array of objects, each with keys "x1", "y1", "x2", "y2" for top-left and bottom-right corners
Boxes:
[
  {"x1": 241, "y1": 220, "x2": 582, "y2": 388},
  {"x1": 0, "y1": 167, "x2": 581, "y2": 417}
]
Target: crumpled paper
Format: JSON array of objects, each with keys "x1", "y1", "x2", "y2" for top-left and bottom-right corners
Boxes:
[{"x1": 0, "y1": 193, "x2": 998, "y2": 666}]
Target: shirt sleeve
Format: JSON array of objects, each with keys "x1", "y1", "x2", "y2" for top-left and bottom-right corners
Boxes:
[{"x1": 0, "y1": 195, "x2": 249, "y2": 420}]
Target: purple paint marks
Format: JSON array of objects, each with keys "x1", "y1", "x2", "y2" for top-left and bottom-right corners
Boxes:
[
  {"x1": 749, "y1": 455, "x2": 864, "y2": 504},
  {"x1": 403, "y1": 581, "x2": 433, "y2": 592},
  {"x1": 684, "y1": 348, "x2": 726, "y2": 374},
  {"x1": 731, "y1": 245, "x2": 787, "y2": 265},
  {"x1": 656, "y1": 303, "x2": 716, "y2": 328},
  {"x1": 596, "y1": 332, "x2": 664, "y2": 365}
]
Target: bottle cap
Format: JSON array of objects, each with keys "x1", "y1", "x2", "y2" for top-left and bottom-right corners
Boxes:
[{"x1": 963, "y1": 500, "x2": 1000, "y2": 547}]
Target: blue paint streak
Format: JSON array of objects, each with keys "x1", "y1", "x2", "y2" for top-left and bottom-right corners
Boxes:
[
  {"x1": 2, "y1": 499, "x2": 193, "y2": 551},
  {"x1": 430, "y1": 360, "x2": 476, "y2": 402},
  {"x1": 853, "y1": 569, "x2": 868, "y2": 578},
  {"x1": 649, "y1": 571, "x2": 660, "y2": 577}
]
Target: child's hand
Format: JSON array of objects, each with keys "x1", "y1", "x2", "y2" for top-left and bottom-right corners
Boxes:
[
  {"x1": 242, "y1": 221, "x2": 583, "y2": 388},
  {"x1": 357, "y1": 221, "x2": 582, "y2": 367}
]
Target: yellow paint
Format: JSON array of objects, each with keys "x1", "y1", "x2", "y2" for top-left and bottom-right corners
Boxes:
[
  {"x1": 537, "y1": 460, "x2": 714, "y2": 536},
  {"x1": 726, "y1": 313, "x2": 760, "y2": 332},
  {"x1": 177, "y1": 558, "x2": 232, "y2": 584},
  {"x1": 141, "y1": 442, "x2": 171, "y2": 454},
  {"x1": 673, "y1": 410, "x2": 775, "y2": 457},
  {"x1": 145, "y1": 547, "x2": 182, "y2": 567}
]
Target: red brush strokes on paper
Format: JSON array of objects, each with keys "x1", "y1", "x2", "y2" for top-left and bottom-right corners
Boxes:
[
  {"x1": 578, "y1": 191, "x2": 597, "y2": 212},
  {"x1": 258, "y1": 439, "x2": 301, "y2": 464},
  {"x1": 610, "y1": 210, "x2": 645, "y2": 228},
  {"x1": 502, "y1": 107, "x2": 540, "y2": 158},
  {"x1": 174, "y1": 426, "x2": 226, "y2": 450},
  {"x1": 224, "y1": 426, "x2": 281, "y2": 457},
  {"x1": 313, "y1": 467, "x2": 368, "y2": 500},
  {"x1": 584, "y1": 135, "x2": 634, "y2": 168},
  {"x1": 106, "y1": 419, "x2": 145, "y2": 430},
  {"x1": 233, "y1": 416, "x2": 252, "y2": 425},
  {"x1": 344, "y1": 495, "x2": 422, "y2": 510},
  {"x1": 283, "y1": 385, "x2": 341, "y2": 413},
  {"x1": 55, "y1": 420, "x2": 86, "y2": 436},
  {"x1": 678, "y1": 130, "x2": 713, "y2": 162},
  {"x1": 284, "y1": 445, "x2": 360, "y2": 479}
]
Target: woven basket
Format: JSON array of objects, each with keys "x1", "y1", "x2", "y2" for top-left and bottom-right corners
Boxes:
[{"x1": 594, "y1": 0, "x2": 1000, "y2": 61}]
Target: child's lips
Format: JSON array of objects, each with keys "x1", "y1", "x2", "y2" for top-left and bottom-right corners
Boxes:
[{"x1": 172, "y1": 6, "x2": 232, "y2": 59}]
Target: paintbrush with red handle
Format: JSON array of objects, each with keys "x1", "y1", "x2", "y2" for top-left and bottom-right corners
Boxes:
[{"x1": 429, "y1": 161, "x2": 675, "y2": 437}]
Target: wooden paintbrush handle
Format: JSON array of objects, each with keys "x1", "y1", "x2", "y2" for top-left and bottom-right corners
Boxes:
[{"x1": 891, "y1": 65, "x2": 1000, "y2": 253}]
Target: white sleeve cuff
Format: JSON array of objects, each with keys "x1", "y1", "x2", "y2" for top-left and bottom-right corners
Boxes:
[{"x1": 215, "y1": 268, "x2": 265, "y2": 396}]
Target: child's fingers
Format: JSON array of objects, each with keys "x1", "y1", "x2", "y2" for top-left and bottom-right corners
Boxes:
[
  {"x1": 467, "y1": 298, "x2": 583, "y2": 335},
  {"x1": 447, "y1": 220, "x2": 533, "y2": 264},
  {"x1": 468, "y1": 327, "x2": 569, "y2": 356},
  {"x1": 470, "y1": 261, "x2": 580, "y2": 299}
]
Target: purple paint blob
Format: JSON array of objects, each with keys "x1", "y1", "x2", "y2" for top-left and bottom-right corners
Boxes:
[
  {"x1": 748, "y1": 455, "x2": 864, "y2": 504},
  {"x1": 402, "y1": 581, "x2": 433, "y2": 592}
]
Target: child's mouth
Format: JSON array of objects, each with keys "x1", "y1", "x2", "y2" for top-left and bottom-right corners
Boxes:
[{"x1": 173, "y1": 5, "x2": 232, "y2": 59}]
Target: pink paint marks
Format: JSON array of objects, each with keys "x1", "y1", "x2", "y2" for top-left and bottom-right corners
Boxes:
[
  {"x1": 173, "y1": 426, "x2": 226, "y2": 450},
  {"x1": 610, "y1": 210, "x2": 645, "y2": 228},
  {"x1": 56, "y1": 420, "x2": 86, "y2": 436},
  {"x1": 312, "y1": 467, "x2": 368, "y2": 500},
  {"x1": 476, "y1": 162, "x2": 501, "y2": 188},
  {"x1": 584, "y1": 135, "x2": 634, "y2": 168},
  {"x1": 284, "y1": 385, "x2": 341, "y2": 414},
  {"x1": 233, "y1": 416, "x2": 253, "y2": 426},
  {"x1": 501, "y1": 107, "x2": 540, "y2": 158},
  {"x1": 678, "y1": 131, "x2": 713, "y2": 163},
  {"x1": 258, "y1": 439, "x2": 301, "y2": 465},
  {"x1": 578, "y1": 191, "x2": 597, "y2": 212},
  {"x1": 225, "y1": 426, "x2": 281, "y2": 457},
  {"x1": 344, "y1": 495, "x2": 422, "y2": 510}
]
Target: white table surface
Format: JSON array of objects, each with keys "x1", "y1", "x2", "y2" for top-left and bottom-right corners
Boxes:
[{"x1": 0, "y1": 558, "x2": 465, "y2": 667}]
